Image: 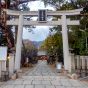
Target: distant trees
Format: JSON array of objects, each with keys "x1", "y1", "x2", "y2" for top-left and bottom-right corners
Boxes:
[
  {"x1": 21, "y1": 40, "x2": 38, "y2": 67},
  {"x1": 39, "y1": 31, "x2": 63, "y2": 61}
]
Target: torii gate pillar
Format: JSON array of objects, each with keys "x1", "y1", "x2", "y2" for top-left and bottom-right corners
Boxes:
[
  {"x1": 62, "y1": 15, "x2": 69, "y2": 70},
  {"x1": 15, "y1": 15, "x2": 23, "y2": 71}
]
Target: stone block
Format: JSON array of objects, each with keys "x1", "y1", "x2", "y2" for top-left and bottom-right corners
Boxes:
[
  {"x1": 63, "y1": 70, "x2": 68, "y2": 75},
  {"x1": 14, "y1": 85, "x2": 25, "y2": 88},
  {"x1": 69, "y1": 80, "x2": 83, "y2": 87},
  {"x1": 6, "y1": 80, "x2": 15, "y2": 85},
  {"x1": 51, "y1": 80, "x2": 61, "y2": 85},
  {"x1": 71, "y1": 74, "x2": 78, "y2": 80},
  {"x1": 43, "y1": 76, "x2": 50, "y2": 79},
  {"x1": 32, "y1": 80, "x2": 41, "y2": 85},
  {"x1": 4, "y1": 85, "x2": 15, "y2": 88},
  {"x1": 60, "y1": 81, "x2": 72, "y2": 86},
  {"x1": 34, "y1": 76, "x2": 43, "y2": 79},
  {"x1": 12, "y1": 80, "x2": 23, "y2": 84},
  {"x1": 21, "y1": 76, "x2": 28, "y2": 79},
  {"x1": 45, "y1": 85, "x2": 55, "y2": 88},
  {"x1": 81, "y1": 72, "x2": 86, "y2": 77},
  {"x1": 81, "y1": 69, "x2": 86, "y2": 73},
  {"x1": 75, "y1": 69, "x2": 80, "y2": 73},
  {"x1": 11, "y1": 74, "x2": 16, "y2": 80},
  {"x1": 66, "y1": 86, "x2": 75, "y2": 88},
  {"x1": 42, "y1": 80, "x2": 51, "y2": 85},
  {"x1": 34, "y1": 85, "x2": 45, "y2": 88},
  {"x1": 49, "y1": 76, "x2": 55, "y2": 79},
  {"x1": 56, "y1": 86, "x2": 65, "y2": 88},
  {"x1": 9, "y1": 54, "x2": 15, "y2": 78},
  {"x1": 22, "y1": 80, "x2": 32, "y2": 84},
  {"x1": 28, "y1": 76, "x2": 33, "y2": 79},
  {"x1": 25, "y1": 85, "x2": 34, "y2": 88}
]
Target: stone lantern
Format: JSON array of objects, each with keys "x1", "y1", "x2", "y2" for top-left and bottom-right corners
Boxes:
[
  {"x1": 10, "y1": 47, "x2": 16, "y2": 54},
  {"x1": 69, "y1": 48, "x2": 73, "y2": 54}
]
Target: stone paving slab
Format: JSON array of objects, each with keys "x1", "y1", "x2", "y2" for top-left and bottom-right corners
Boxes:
[
  {"x1": 14, "y1": 85, "x2": 25, "y2": 88},
  {"x1": 33, "y1": 76, "x2": 43, "y2": 79},
  {"x1": 43, "y1": 79, "x2": 51, "y2": 81},
  {"x1": 66, "y1": 87, "x2": 75, "y2": 88},
  {"x1": 45, "y1": 85, "x2": 55, "y2": 88},
  {"x1": 81, "y1": 81, "x2": 88, "y2": 87},
  {"x1": 51, "y1": 80, "x2": 61, "y2": 86},
  {"x1": 3, "y1": 85, "x2": 14, "y2": 88},
  {"x1": 42, "y1": 81, "x2": 51, "y2": 85},
  {"x1": 28, "y1": 76, "x2": 34, "y2": 79},
  {"x1": 56, "y1": 86, "x2": 65, "y2": 88},
  {"x1": 43, "y1": 76, "x2": 50, "y2": 79},
  {"x1": 25, "y1": 85, "x2": 34, "y2": 88},
  {"x1": 32, "y1": 80, "x2": 41, "y2": 85},
  {"x1": 76, "y1": 87, "x2": 88, "y2": 88},
  {"x1": 60, "y1": 79, "x2": 69, "y2": 81},
  {"x1": 22, "y1": 80, "x2": 32, "y2": 85},
  {"x1": 4, "y1": 80, "x2": 14, "y2": 85},
  {"x1": 12, "y1": 80, "x2": 23, "y2": 85},
  {"x1": 69, "y1": 80, "x2": 83, "y2": 87},
  {"x1": 60, "y1": 81, "x2": 72, "y2": 86},
  {"x1": 34, "y1": 85, "x2": 45, "y2": 88}
]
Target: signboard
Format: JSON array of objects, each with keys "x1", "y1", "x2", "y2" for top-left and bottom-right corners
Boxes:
[
  {"x1": 56, "y1": 62, "x2": 62, "y2": 73},
  {"x1": 0, "y1": 47, "x2": 7, "y2": 61},
  {"x1": 38, "y1": 10, "x2": 47, "y2": 22}
]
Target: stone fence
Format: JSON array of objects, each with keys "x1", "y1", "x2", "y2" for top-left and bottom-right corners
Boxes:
[{"x1": 68, "y1": 54, "x2": 88, "y2": 78}]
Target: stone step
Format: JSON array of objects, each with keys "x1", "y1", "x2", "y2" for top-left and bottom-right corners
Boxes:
[{"x1": 18, "y1": 76, "x2": 69, "y2": 80}]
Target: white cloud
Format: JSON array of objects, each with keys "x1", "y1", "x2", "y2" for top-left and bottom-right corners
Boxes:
[
  {"x1": 23, "y1": 26, "x2": 53, "y2": 41},
  {"x1": 28, "y1": 1, "x2": 55, "y2": 11}
]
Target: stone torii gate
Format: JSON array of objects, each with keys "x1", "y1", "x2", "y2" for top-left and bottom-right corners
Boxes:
[{"x1": 4, "y1": 8, "x2": 83, "y2": 72}]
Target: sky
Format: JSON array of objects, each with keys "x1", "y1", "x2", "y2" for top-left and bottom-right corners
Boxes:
[{"x1": 23, "y1": 1, "x2": 55, "y2": 41}]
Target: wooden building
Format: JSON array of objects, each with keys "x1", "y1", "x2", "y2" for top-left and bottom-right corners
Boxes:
[{"x1": 37, "y1": 50, "x2": 47, "y2": 60}]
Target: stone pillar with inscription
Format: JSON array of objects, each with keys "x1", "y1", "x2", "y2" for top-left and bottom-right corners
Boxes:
[
  {"x1": 80, "y1": 56, "x2": 86, "y2": 77},
  {"x1": 1, "y1": 61, "x2": 6, "y2": 71},
  {"x1": 9, "y1": 54, "x2": 15, "y2": 77},
  {"x1": 68, "y1": 53, "x2": 75, "y2": 73}
]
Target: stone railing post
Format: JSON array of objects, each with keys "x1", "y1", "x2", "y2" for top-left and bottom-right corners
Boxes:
[
  {"x1": 75, "y1": 55, "x2": 80, "y2": 69},
  {"x1": 80, "y1": 56, "x2": 85, "y2": 70},
  {"x1": 86, "y1": 56, "x2": 88, "y2": 70},
  {"x1": 9, "y1": 54, "x2": 15, "y2": 77},
  {"x1": 68, "y1": 53, "x2": 75, "y2": 73},
  {"x1": 1, "y1": 61, "x2": 6, "y2": 71}
]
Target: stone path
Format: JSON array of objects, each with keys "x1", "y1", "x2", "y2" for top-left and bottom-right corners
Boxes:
[
  {"x1": 0, "y1": 60, "x2": 88, "y2": 88},
  {"x1": 23, "y1": 60, "x2": 60, "y2": 76}
]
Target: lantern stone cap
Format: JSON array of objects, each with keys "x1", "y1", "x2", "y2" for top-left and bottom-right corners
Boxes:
[
  {"x1": 10, "y1": 47, "x2": 16, "y2": 51},
  {"x1": 69, "y1": 48, "x2": 73, "y2": 51}
]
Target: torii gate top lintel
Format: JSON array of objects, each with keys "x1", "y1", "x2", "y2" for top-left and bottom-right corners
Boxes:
[{"x1": 4, "y1": 8, "x2": 83, "y2": 16}]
